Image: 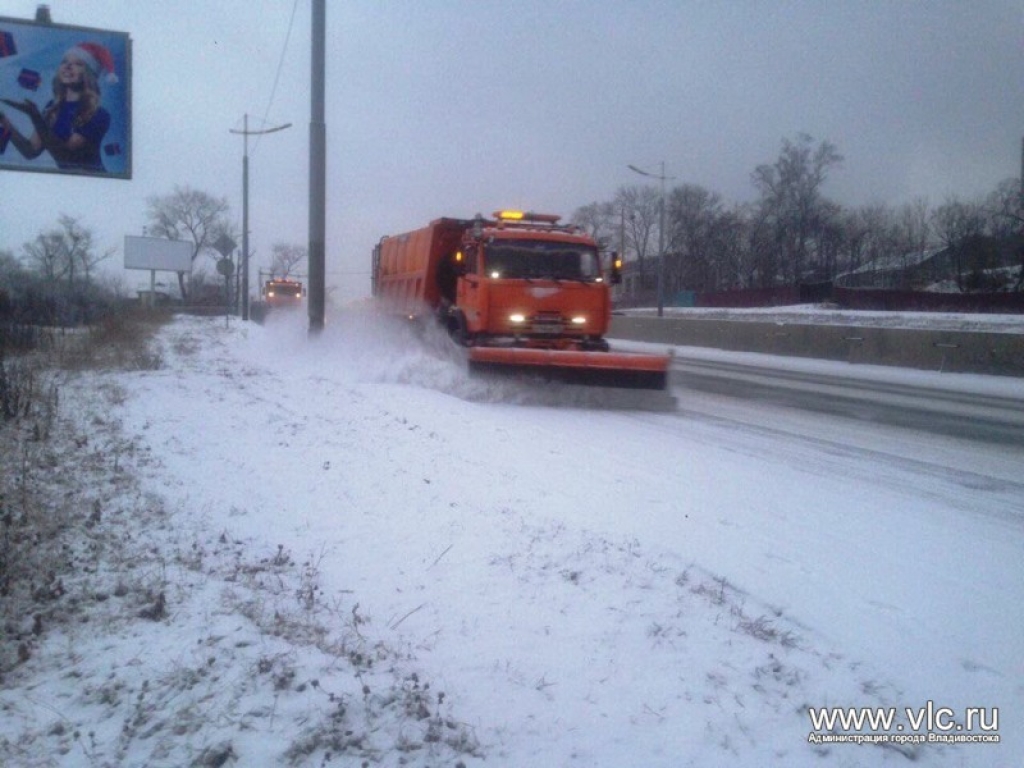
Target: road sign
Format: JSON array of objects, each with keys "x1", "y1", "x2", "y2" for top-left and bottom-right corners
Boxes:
[{"x1": 214, "y1": 234, "x2": 237, "y2": 258}]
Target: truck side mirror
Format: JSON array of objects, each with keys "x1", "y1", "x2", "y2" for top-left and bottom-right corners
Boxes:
[{"x1": 610, "y1": 251, "x2": 623, "y2": 285}]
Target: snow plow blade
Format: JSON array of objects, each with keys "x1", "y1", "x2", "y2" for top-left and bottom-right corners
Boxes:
[{"x1": 468, "y1": 346, "x2": 672, "y2": 391}]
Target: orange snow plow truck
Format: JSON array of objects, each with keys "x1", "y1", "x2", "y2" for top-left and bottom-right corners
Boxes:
[
  {"x1": 372, "y1": 210, "x2": 671, "y2": 390},
  {"x1": 262, "y1": 278, "x2": 304, "y2": 308}
]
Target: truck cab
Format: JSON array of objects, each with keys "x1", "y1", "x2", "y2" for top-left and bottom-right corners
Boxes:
[
  {"x1": 262, "y1": 278, "x2": 304, "y2": 308},
  {"x1": 372, "y1": 209, "x2": 669, "y2": 391},
  {"x1": 448, "y1": 211, "x2": 612, "y2": 350}
]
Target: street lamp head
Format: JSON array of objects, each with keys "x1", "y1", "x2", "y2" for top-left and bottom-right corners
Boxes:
[
  {"x1": 628, "y1": 162, "x2": 674, "y2": 183},
  {"x1": 230, "y1": 120, "x2": 292, "y2": 137}
]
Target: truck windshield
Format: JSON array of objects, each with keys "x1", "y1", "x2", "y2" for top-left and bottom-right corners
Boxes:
[{"x1": 484, "y1": 240, "x2": 600, "y2": 281}]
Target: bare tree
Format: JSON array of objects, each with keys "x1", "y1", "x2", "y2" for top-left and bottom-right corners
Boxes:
[
  {"x1": 0, "y1": 249, "x2": 18, "y2": 277},
  {"x1": 715, "y1": 205, "x2": 755, "y2": 290},
  {"x1": 19, "y1": 216, "x2": 111, "y2": 324},
  {"x1": 932, "y1": 198, "x2": 986, "y2": 292},
  {"x1": 752, "y1": 134, "x2": 843, "y2": 285},
  {"x1": 984, "y1": 177, "x2": 1024, "y2": 290},
  {"x1": 0, "y1": 249, "x2": 29, "y2": 298},
  {"x1": 893, "y1": 198, "x2": 933, "y2": 287},
  {"x1": 834, "y1": 209, "x2": 868, "y2": 284},
  {"x1": 23, "y1": 230, "x2": 65, "y2": 283},
  {"x1": 856, "y1": 203, "x2": 901, "y2": 287},
  {"x1": 984, "y1": 178, "x2": 1022, "y2": 232},
  {"x1": 665, "y1": 184, "x2": 723, "y2": 293},
  {"x1": 55, "y1": 214, "x2": 112, "y2": 293},
  {"x1": 269, "y1": 243, "x2": 307, "y2": 278},
  {"x1": 145, "y1": 186, "x2": 234, "y2": 301},
  {"x1": 742, "y1": 205, "x2": 776, "y2": 288},
  {"x1": 899, "y1": 198, "x2": 932, "y2": 251},
  {"x1": 570, "y1": 201, "x2": 618, "y2": 253},
  {"x1": 814, "y1": 202, "x2": 845, "y2": 283},
  {"x1": 614, "y1": 185, "x2": 660, "y2": 268}
]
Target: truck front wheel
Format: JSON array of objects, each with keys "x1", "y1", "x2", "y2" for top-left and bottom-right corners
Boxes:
[{"x1": 448, "y1": 311, "x2": 474, "y2": 346}]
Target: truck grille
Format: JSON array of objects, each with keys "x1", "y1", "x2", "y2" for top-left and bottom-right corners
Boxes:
[{"x1": 531, "y1": 312, "x2": 564, "y2": 334}]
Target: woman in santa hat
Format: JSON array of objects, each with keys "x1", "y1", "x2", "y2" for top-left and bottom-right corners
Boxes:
[{"x1": 0, "y1": 41, "x2": 116, "y2": 173}]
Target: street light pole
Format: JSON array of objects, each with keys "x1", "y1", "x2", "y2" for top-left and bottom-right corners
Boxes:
[
  {"x1": 628, "y1": 162, "x2": 674, "y2": 317},
  {"x1": 230, "y1": 115, "x2": 292, "y2": 321}
]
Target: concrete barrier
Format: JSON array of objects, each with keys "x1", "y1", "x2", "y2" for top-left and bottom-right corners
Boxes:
[{"x1": 610, "y1": 315, "x2": 1024, "y2": 378}]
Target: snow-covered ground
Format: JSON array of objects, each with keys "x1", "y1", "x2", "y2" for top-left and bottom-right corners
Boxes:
[{"x1": 1, "y1": 307, "x2": 1021, "y2": 767}]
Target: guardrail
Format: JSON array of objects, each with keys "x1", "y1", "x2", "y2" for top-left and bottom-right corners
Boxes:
[{"x1": 610, "y1": 316, "x2": 1024, "y2": 378}]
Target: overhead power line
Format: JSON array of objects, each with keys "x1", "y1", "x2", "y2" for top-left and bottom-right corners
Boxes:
[{"x1": 253, "y1": 0, "x2": 301, "y2": 154}]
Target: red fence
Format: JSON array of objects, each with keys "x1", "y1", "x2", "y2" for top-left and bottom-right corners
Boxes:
[
  {"x1": 834, "y1": 287, "x2": 1024, "y2": 314},
  {"x1": 695, "y1": 286, "x2": 800, "y2": 308}
]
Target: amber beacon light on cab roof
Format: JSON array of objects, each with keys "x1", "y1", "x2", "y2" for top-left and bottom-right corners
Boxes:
[{"x1": 372, "y1": 210, "x2": 671, "y2": 390}]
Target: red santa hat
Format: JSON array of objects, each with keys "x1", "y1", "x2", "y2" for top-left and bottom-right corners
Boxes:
[{"x1": 65, "y1": 42, "x2": 118, "y2": 84}]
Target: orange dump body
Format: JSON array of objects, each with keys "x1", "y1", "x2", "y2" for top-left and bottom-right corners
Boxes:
[{"x1": 373, "y1": 212, "x2": 671, "y2": 390}]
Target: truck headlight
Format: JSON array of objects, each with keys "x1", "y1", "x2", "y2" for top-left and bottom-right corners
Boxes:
[
  {"x1": 570, "y1": 316, "x2": 586, "y2": 325},
  {"x1": 509, "y1": 313, "x2": 526, "y2": 324}
]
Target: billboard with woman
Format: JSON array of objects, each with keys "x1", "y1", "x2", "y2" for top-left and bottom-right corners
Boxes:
[{"x1": 0, "y1": 15, "x2": 131, "y2": 178}]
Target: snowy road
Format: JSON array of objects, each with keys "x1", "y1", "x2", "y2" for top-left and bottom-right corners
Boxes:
[
  {"x1": 669, "y1": 349, "x2": 1024, "y2": 445},
  {"x1": 78, "y1": 312, "x2": 1021, "y2": 766},
  {"x1": 628, "y1": 375, "x2": 1024, "y2": 676}
]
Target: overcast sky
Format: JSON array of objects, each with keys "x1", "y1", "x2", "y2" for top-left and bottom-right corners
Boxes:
[{"x1": 1, "y1": 0, "x2": 1021, "y2": 300}]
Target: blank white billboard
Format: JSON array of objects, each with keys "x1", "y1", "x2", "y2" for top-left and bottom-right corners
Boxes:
[{"x1": 124, "y1": 236, "x2": 192, "y2": 271}]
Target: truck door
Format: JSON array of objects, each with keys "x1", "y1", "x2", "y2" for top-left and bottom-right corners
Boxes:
[
  {"x1": 456, "y1": 245, "x2": 484, "y2": 333},
  {"x1": 436, "y1": 252, "x2": 458, "y2": 306}
]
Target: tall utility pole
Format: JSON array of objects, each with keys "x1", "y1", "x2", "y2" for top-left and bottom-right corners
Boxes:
[
  {"x1": 308, "y1": 0, "x2": 326, "y2": 334},
  {"x1": 230, "y1": 114, "x2": 291, "y2": 321},
  {"x1": 628, "y1": 162, "x2": 674, "y2": 317}
]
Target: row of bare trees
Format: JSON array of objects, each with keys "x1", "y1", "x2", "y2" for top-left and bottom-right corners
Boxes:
[
  {"x1": 574, "y1": 134, "x2": 1024, "y2": 297},
  {"x1": 2, "y1": 186, "x2": 310, "y2": 327},
  {"x1": 1, "y1": 214, "x2": 116, "y2": 327},
  {"x1": 143, "y1": 186, "x2": 307, "y2": 300}
]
